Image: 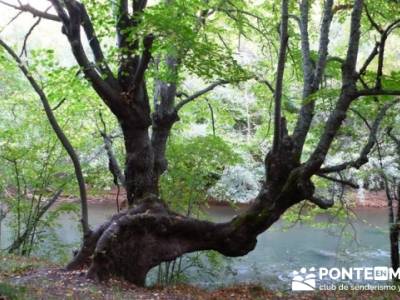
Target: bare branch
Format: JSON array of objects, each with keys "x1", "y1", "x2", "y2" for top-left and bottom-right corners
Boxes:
[
  {"x1": 387, "y1": 127, "x2": 400, "y2": 149},
  {"x1": 0, "y1": 0, "x2": 60, "y2": 21},
  {"x1": 376, "y1": 20, "x2": 400, "y2": 90},
  {"x1": 255, "y1": 77, "x2": 275, "y2": 94},
  {"x1": 319, "y1": 98, "x2": 400, "y2": 173},
  {"x1": 175, "y1": 80, "x2": 229, "y2": 111},
  {"x1": 0, "y1": 38, "x2": 90, "y2": 236},
  {"x1": 327, "y1": 56, "x2": 345, "y2": 65},
  {"x1": 357, "y1": 18, "x2": 400, "y2": 89},
  {"x1": 272, "y1": 0, "x2": 289, "y2": 153},
  {"x1": 0, "y1": 11, "x2": 23, "y2": 34},
  {"x1": 356, "y1": 89, "x2": 400, "y2": 97},
  {"x1": 313, "y1": 0, "x2": 334, "y2": 89},
  {"x1": 308, "y1": 196, "x2": 334, "y2": 209},
  {"x1": 206, "y1": 98, "x2": 216, "y2": 136},
  {"x1": 52, "y1": 98, "x2": 67, "y2": 111},
  {"x1": 316, "y1": 173, "x2": 360, "y2": 189},
  {"x1": 357, "y1": 42, "x2": 379, "y2": 78},
  {"x1": 350, "y1": 107, "x2": 371, "y2": 129},
  {"x1": 364, "y1": 4, "x2": 383, "y2": 33},
  {"x1": 19, "y1": 16, "x2": 42, "y2": 57}
]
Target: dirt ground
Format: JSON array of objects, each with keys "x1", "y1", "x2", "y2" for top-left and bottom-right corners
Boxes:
[{"x1": 1, "y1": 260, "x2": 400, "y2": 300}]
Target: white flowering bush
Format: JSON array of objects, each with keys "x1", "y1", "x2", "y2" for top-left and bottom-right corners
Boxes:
[{"x1": 208, "y1": 164, "x2": 264, "y2": 203}]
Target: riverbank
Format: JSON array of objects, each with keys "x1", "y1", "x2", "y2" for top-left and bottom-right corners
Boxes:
[
  {"x1": 1, "y1": 254, "x2": 400, "y2": 300},
  {"x1": 59, "y1": 186, "x2": 390, "y2": 209},
  {"x1": 2, "y1": 185, "x2": 391, "y2": 210}
]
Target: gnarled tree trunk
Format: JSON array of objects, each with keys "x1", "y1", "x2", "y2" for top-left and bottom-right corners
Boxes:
[{"x1": 68, "y1": 123, "x2": 317, "y2": 286}]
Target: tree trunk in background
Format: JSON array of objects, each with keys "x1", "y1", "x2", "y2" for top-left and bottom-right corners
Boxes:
[
  {"x1": 386, "y1": 140, "x2": 400, "y2": 280},
  {"x1": 151, "y1": 56, "x2": 179, "y2": 182},
  {"x1": 390, "y1": 224, "x2": 400, "y2": 279},
  {"x1": 121, "y1": 123, "x2": 157, "y2": 205}
]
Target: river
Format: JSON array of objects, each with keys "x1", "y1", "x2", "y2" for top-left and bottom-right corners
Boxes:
[{"x1": 0, "y1": 203, "x2": 392, "y2": 290}]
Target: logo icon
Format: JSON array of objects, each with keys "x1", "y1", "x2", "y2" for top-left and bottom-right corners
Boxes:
[
  {"x1": 374, "y1": 267, "x2": 389, "y2": 280},
  {"x1": 291, "y1": 267, "x2": 316, "y2": 291}
]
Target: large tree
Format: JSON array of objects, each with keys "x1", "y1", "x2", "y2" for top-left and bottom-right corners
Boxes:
[{"x1": 1, "y1": 0, "x2": 400, "y2": 286}]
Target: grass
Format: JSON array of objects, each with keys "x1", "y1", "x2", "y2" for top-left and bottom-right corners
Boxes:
[
  {"x1": 0, "y1": 253, "x2": 53, "y2": 277},
  {"x1": 0, "y1": 282, "x2": 26, "y2": 300}
]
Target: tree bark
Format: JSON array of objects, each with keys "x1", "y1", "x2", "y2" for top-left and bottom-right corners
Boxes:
[
  {"x1": 151, "y1": 56, "x2": 180, "y2": 181},
  {"x1": 390, "y1": 225, "x2": 400, "y2": 279},
  {"x1": 122, "y1": 123, "x2": 157, "y2": 205}
]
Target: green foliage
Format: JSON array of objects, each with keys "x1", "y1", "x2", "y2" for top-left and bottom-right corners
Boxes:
[
  {"x1": 161, "y1": 135, "x2": 241, "y2": 214},
  {"x1": 0, "y1": 282, "x2": 26, "y2": 300},
  {"x1": 156, "y1": 135, "x2": 240, "y2": 285}
]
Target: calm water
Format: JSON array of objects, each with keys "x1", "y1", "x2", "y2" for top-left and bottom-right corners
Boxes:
[{"x1": 0, "y1": 203, "x2": 392, "y2": 290}]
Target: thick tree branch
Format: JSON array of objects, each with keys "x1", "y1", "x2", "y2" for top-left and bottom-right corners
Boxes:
[
  {"x1": 49, "y1": 0, "x2": 126, "y2": 118},
  {"x1": 116, "y1": 0, "x2": 131, "y2": 50},
  {"x1": 133, "y1": 0, "x2": 148, "y2": 12},
  {"x1": 292, "y1": 0, "x2": 334, "y2": 157},
  {"x1": 0, "y1": 38, "x2": 90, "y2": 236},
  {"x1": 132, "y1": 34, "x2": 155, "y2": 88},
  {"x1": 356, "y1": 89, "x2": 400, "y2": 97},
  {"x1": 308, "y1": 196, "x2": 334, "y2": 209},
  {"x1": 78, "y1": 2, "x2": 119, "y2": 89},
  {"x1": 272, "y1": 0, "x2": 289, "y2": 153},
  {"x1": 303, "y1": 0, "x2": 364, "y2": 176},
  {"x1": 117, "y1": 0, "x2": 150, "y2": 91},
  {"x1": 313, "y1": 0, "x2": 334, "y2": 89}
]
